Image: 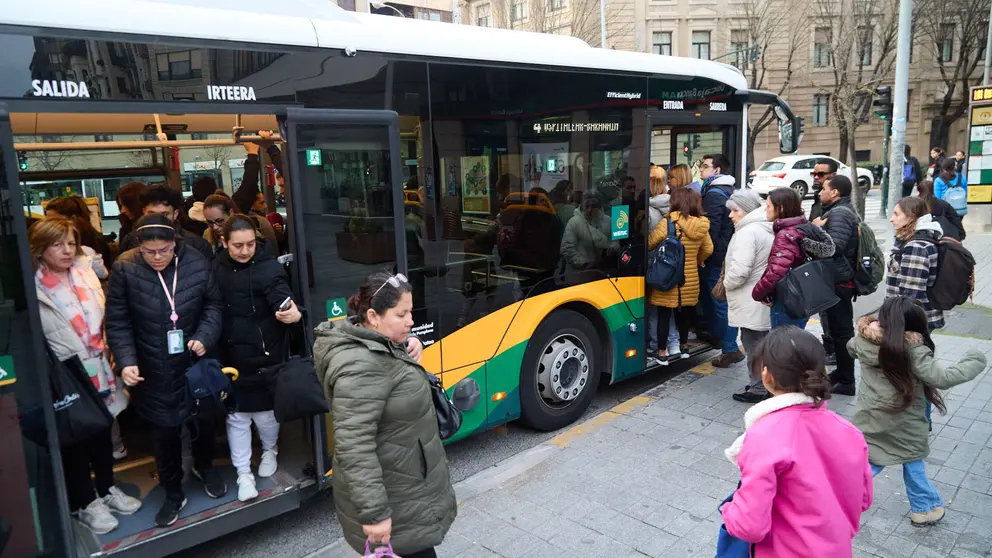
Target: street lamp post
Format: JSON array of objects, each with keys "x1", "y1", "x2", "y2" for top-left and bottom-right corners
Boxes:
[{"x1": 369, "y1": 0, "x2": 406, "y2": 17}]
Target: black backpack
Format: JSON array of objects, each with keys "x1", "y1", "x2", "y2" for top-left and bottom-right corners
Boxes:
[{"x1": 928, "y1": 238, "x2": 975, "y2": 310}]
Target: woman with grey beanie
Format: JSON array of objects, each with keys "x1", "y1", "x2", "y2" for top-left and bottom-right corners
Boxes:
[{"x1": 721, "y1": 188, "x2": 774, "y2": 402}]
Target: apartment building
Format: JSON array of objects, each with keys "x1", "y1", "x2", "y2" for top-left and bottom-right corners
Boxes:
[
  {"x1": 332, "y1": 0, "x2": 454, "y2": 21},
  {"x1": 463, "y1": 0, "x2": 987, "y2": 167}
]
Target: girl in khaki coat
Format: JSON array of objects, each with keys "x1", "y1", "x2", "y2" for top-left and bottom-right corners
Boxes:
[
  {"x1": 647, "y1": 188, "x2": 713, "y2": 364},
  {"x1": 849, "y1": 296, "x2": 987, "y2": 527}
]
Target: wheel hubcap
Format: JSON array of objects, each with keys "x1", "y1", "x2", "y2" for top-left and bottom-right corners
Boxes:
[{"x1": 536, "y1": 334, "x2": 589, "y2": 407}]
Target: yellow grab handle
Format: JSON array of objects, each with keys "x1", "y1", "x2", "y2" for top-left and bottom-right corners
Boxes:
[{"x1": 222, "y1": 367, "x2": 240, "y2": 382}]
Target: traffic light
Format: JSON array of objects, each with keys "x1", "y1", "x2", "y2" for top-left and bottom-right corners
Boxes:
[
  {"x1": 872, "y1": 86, "x2": 892, "y2": 120},
  {"x1": 17, "y1": 151, "x2": 28, "y2": 171},
  {"x1": 692, "y1": 135, "x2": 701, "y2": 150},
  {"x1": 683, "y1": 143, "x2": 690, "y2": 154},
  {"x1": 797, "y1": 116, "x2": 806, "y2": 136}
]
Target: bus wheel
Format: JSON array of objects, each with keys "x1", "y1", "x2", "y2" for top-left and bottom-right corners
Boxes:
[{"x1": 519, "y1": 309, "x2": 600, "y2": 431}]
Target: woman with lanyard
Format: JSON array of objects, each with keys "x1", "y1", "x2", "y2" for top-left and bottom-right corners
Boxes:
[{"x1": 106, "y1": 214, "x2": 224, "y2": 528}]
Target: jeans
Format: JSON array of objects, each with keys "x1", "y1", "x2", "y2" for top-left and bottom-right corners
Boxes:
[
  {"x1": 703, "y1": 265, "x2": 738, "y2": 353},
  {"x1": 150, "y1": 415, "x2": 217, "y2": 502},
  {"x1": 770, "y1": 299, "x2": 808, "y2": 329},
  {"x1": 61, "y1": 427, "x2": 114, "y2": 511},
  {"x1": 657, "y1": 306, "x2": 694, "y2": 351},
  {"x1": 871, "y1": 461, "x2": 943, "y2": 513},
  {"x1": 227, "y1": 410, "x2": 280, "y2": 476},
  {"x1": 825, "y1": 286, "x2": 856, "y2": 385},
  {"x1": 647, "y1": 305, "x2": 680, "y2": 353}
]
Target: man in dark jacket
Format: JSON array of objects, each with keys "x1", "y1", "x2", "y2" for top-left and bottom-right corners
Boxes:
[
  {"x1": 699, "y1": 154, "x2": 743, "y2": 367},
  {"x1": 810, "y1": 158, "x2": 838, "y2": 364},
  {"x1": 809, "y1": 158, "x2": 837, "y2": 221},
  {"x1": 812, "y1": 174, "x2": 859, "y2": 396},
  {"x1": 120, "y1": 185, "x2": 215, "y2": 261},
  {"x1": 901, "y1": 145, "x2": 924, "y2": 198}
]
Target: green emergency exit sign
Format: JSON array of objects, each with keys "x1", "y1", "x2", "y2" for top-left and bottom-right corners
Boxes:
[
  {"x1": 0, "y1": 355, "x2": 15, "y2": 387},
  {"x1": 306, "y1": 149, "x2": 322, "y2": 167}
]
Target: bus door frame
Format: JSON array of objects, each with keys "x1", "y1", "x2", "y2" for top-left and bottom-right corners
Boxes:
[
  {"x1": 640, "y1": 110, "x2": 744, "y2": 357},
  {"x1": 280, "y1": 107, "x2": 406, "y2": 487}
]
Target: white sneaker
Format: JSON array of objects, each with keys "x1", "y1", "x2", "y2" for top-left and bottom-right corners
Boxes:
[
  {"x1": 103, "y1": 486, "x2": 142, "y2": 515},
  {"x1": 258, "y1": 449, "x2": 278, "y2": 478},
  {"x1": 237, "y1": 473, "x2": 258, "y2": 502},
  {"x1": 77, "y1": 498, "x2": 118, "y2": 535}
]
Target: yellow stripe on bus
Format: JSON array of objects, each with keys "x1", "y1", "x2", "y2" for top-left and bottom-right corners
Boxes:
[{"x1": 434, "y1": 277, "x2": 644, "y2": 387}]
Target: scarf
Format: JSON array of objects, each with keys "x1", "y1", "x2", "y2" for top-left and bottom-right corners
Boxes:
[
  {"x1": 724, "y1": 392, "x2": 815, "y2": 463},
  {"x1": 36, "y1": 265, "x2": 117, "y2": 395}
]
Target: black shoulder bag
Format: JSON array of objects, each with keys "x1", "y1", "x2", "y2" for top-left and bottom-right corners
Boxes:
[
  {"x1": 263, "y1": 324, "x2": 329, "y2": 423},
  {"x1": 425, "y1": 371, "x2": 462, "y2": 441}
]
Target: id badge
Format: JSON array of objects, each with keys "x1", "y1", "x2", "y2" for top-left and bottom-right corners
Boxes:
[{"x1": 167, "y1": 329, "x2": 185, "y2": 355}]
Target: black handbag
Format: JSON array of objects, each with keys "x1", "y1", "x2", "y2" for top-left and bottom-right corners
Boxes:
[
  {"x1": 775, "y1": 257, "x2": 839, "y2": 319},
  {"x1": 270, "y1": 355, "x2": 328, "y2": 423},
  {"x1": 425, "y1": 372, "x2": 462, "y2": 441},
  {"x1": 50, "y1": 353, "x2": 113, "y2": 447}
]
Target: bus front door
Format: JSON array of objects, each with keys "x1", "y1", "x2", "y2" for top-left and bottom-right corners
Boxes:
[{"x1": 281, "y1": 108, "x2": 406, "y2": 484}]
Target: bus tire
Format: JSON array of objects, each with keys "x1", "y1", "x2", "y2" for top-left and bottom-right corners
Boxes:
[{"x1": 518, "y1": 309, "x2": 600, "y2": 431}]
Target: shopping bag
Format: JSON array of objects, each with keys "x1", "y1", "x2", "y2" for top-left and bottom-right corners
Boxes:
[
  {"x1": 715, "y1": 488, "x2": 753, "y2": 558},
  {"x1": 364, "y1": 541, "x2": 400, "y2": 557},
  {"x1": 270, "y1": 356, "x2": 328, "y2": 423},
  {"x1": 50, "y1": 354, "x2": 113, "y2": 446}
]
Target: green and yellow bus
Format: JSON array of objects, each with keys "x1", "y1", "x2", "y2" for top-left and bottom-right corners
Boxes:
[{"x1": 0, "y1": 1, "x2": 800, "y2": 556}]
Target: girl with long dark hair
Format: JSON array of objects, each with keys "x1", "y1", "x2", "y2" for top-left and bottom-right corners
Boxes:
[{"x1": 849, "y1": 296, "x2": 987, "y2": 527}]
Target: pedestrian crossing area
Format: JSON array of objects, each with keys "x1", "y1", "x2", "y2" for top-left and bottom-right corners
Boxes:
[{"x1": 800, "y1": 190, "x2": 884, "y2": 219}]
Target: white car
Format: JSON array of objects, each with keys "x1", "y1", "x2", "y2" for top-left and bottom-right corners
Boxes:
[{"x1": 749, "y1": 155, "x2": 874, "y2": 199}]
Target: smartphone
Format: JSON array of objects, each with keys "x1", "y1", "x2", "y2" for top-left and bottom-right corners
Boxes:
[{"x1": 278, "y1": 297, "x2": 292, "y2": 312}]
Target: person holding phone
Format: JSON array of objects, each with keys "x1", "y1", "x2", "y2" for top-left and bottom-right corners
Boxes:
[
  {"x1": 212, "y1": 214, "x2": 302, "y2": 502},
  {"x1": 105, "y1": 214, "x2": 224, "y2": 527}
]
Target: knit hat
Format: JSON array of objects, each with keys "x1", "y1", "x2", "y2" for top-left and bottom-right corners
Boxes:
[{"x1": 726, "y1": 188, "x2": 762, "y2": 214}]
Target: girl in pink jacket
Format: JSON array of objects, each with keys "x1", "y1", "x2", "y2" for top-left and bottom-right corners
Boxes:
[{"x1": 720, "y1": 326, "x2": 874, "y2": 557}]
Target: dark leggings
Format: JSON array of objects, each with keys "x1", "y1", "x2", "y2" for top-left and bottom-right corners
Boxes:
[
  {"x1": 657, "y1": 306, "x2": 694, "y2": 352},
  {"x1": 61, "y1": 427, "x2": 114, "y2": 511}
]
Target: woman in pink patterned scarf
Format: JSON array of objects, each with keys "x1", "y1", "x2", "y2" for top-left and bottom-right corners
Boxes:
[{"x1": 30, "y1": 218, "x2": 141, "y2": 535}]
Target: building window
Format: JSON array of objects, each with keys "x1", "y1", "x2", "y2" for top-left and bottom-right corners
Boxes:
[
  {"x1": 855, "y1": 149, "x2": 872, "y2": 162},
  {"x1": 730, "y1": 29, "x2": 749, "y2": 69},
  {"x1": 512, "y1": 2, "x2": 526, "y2": 21},
  {"x1": 858, "y1": 25, "x2": 873, "y2": 66},
  {"x1": 476, "y1": 4, "x2": 490, "y2": 26},
  {"x1": 813, "y1": 94, "x2": 829, "y2": 127},
  {"x1": 94, "y1": 134, "x2": 113, "y2": 142},
  {"x1": 653, "y1": 31, "x2": 672, "y2": 55},
  {"x1": 814, "y1": 27, "x2": 832, "y2": 68},
  {"x1": 156, "y1": 50, "x2": 202, "y2": 81},
  {"x1": 938, "y1": 24, "x2": 954, "y2": 63},
  {"x1": 691, "y1": 31, "x2": 711, "y2": 60},
  {"x1": 550, "y1": 0, "x2": 566, "y2": 10},
  {"x1": 416, "y1": 8, "x2": 442, "y2": 20}
]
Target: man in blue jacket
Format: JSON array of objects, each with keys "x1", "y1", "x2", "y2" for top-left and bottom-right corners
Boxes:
[{"x1": 699, "y1": 154, "x2": 744, "y2": 367}]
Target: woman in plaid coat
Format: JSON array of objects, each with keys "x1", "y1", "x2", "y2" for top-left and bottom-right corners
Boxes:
[{"x1": 887, "y1": 197, "x2": 944, "y2": 332}]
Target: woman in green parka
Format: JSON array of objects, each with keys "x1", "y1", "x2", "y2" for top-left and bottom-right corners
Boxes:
[
  {"x1": 848, "y1": 296, "x2": 987, "y2": 528},
  {"x1": 313, "y1": 272, "x2": 457, "y2": 558}
]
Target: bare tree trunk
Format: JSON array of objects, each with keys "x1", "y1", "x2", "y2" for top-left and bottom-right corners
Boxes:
[
  {"x1": 848, "y1": 130, "x2": 865, "y2": 219},
  {"x1": 838, "y1": 129, "x2": 849, "y2": 164}
]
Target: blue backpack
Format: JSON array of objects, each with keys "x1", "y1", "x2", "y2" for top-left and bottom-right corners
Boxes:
[
  {"x1": 945, "y1": 175, "x2": 968, "y2": 216},
  {"x1": 902, "y1": 161, "x2": 916, "y2": 182},
  {"x1": 646, "y1": 218, "x2": 685, "y2": 293},
  {"x1": 185, "y1": 358, "x2": 232, "y2": 417}
]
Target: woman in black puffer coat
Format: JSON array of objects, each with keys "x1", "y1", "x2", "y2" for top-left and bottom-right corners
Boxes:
[
  {"x1": 213, "y1": 214, "x2": 302, "y2": 502},
  {"x1": 105, "y1": 214, "x2": 225, "y2": 528}
]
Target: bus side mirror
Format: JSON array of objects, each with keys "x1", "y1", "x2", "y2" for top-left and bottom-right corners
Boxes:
[{"x1": 776, "y1": 107, "x2": 803, "y2": 154}]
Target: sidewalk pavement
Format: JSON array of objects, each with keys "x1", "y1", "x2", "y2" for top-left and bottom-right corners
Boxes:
[{"x1": 312, "y1": 328, "x2": 992, "y2": 558}]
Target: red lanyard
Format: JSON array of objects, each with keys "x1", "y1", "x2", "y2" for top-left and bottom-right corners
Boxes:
[{"x1": 156, "y1": 257, "x2": 179, "y2": 326}]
